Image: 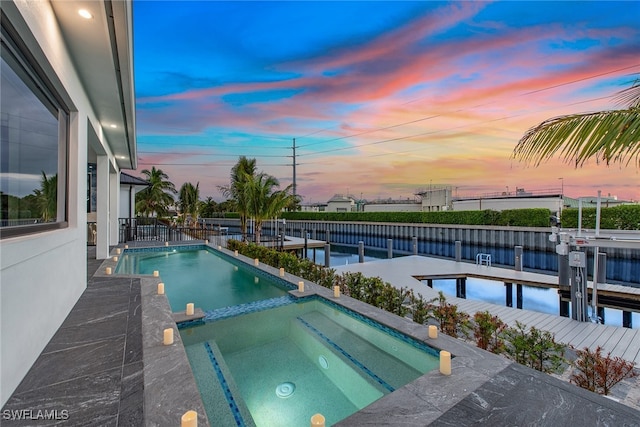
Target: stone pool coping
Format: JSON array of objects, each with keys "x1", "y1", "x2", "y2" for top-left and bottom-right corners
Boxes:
[{"x1": 116, "y1": 242, "x2": 640, "y2": 426}]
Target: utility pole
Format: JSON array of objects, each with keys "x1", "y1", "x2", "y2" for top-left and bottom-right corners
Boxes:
[{"x1": 292, "y1": 138, "x2": 297, "y2": 197}]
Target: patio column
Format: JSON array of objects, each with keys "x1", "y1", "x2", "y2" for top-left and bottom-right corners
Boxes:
[
  {"x1": 109, "y1": 169, "x2": 119, "y2": 246},
  {"x1": 96, "y1": 155, "x2": 110, "y2": 259}
]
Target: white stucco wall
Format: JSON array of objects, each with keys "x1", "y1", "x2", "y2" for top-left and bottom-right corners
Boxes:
[{"x1": 0, "y1": 1, "x2": 121, "y2": 405}]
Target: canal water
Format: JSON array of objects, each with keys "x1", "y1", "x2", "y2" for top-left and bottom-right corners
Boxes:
[{"x1": 306, "y1": 245, "x2": 639, "y2": 329}]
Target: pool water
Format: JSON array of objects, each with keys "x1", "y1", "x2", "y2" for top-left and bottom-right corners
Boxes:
[
  {"x1": 115, "y1": 248, "x2": 288, "y2": 311},
  {"x1": 181, "y1": 299, "x2": 439, "y2": 426}
]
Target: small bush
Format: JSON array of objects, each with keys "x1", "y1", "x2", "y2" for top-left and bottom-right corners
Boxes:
[
  {"x1": 473, "y1": 311, "x2": 506, "y2": 354},
  {"x1": 428, "y1": 291, "x2": 471, "y2": 338},
  {"x1": 570, "y1": 346, "x2": 638, "y2": 395},
  {"x1": 502, "y1": 321, "x2": 565, "y2": 373},
  {"x1": 409, "y1": 291, "x2": 429, "y2": 325}
]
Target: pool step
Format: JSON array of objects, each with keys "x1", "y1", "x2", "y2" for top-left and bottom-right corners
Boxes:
[
  {"x1": 203, "y1": 295, "x2": 294, "y2": 322},
  {"x1": 289, "y1": 317, "x2": 386, "y2": 408},
  {"x1": 184, "y1": 340, "x2": 255, "y2": 427},
  {"x1": 296, "y1": 311, "x2": 426, "y2": 390},
  {"x1": 173, "y1": 307, "x2": 205, "y2": 323}
]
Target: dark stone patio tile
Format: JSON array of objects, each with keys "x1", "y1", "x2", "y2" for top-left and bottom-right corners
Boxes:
[
  {"x1": 61, "y1": 292, "x2": 130, "y2": 328},
  {"x1": 2, "y1": 367, "x2": 121, "y2": 427},
  {"x1": 337, "y1": 385, "x2": 442, "y2": 426},
  {"x1": 43, "y1": 311, "x2": 128, "y2": 353},
  {"x1": 430, "y1": 363, "x2": 640, "y2": 426},
  {"x1": 14, "y1": 336, "x2": 125, "y2": 394},
  {"x1": 88, "y1": 277, "x2": 132, "y2": 288},
  {"x1": 124, "y1": 281, "x2": 142, "y2": 365},
  {"x1": 117, "y1": 362, "x2": 144, "y2": 427}
]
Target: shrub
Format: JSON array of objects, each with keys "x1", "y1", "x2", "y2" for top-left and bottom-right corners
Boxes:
[
  {"x1": 227, "y1": 240, "x2": 410, "y2": 317},
  {"x1": 561, "y1": 205, "x2": 640, "y2": 230},
  {"x1": 428, "y1": 291, "x2": 471, "y2": 338},
  {"x1": 569, "y1": 346, "x2": 638, "y2": 395},
  {"x1": 409, "y1": 291, "x2": 429, "y2": 325},
  {"x1": 502, "y1": 321, "x2": 565, "y2": 373},
  {"x1": 473, "y1": 311, "x2": 506, "y2": 354},
  {"x1": 280, "y1": 208, "x2": 551, "y2": 227}
]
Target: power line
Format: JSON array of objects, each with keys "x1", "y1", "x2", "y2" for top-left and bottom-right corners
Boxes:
[
  {"x1": 293, "y1": 64, "x2": 640, "y2": 150},
  {"x1": 297, "y1": 93, "x2": 615, "y2": 160},
  {"x1": 138, "y1": 150, "x2": 285, "y2": 157},
  {"x1": 137, "y1": 161, "x2": 292, "y2": 166}
]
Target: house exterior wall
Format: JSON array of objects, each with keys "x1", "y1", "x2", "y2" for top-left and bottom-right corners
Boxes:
[{"x1": 0, "y1": 1, "x2": 124, "y2": 405}]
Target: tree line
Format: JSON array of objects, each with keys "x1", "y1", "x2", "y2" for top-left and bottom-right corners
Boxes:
[{"x1": 135, "y1": 156, "x2": 298, "y2": 243}]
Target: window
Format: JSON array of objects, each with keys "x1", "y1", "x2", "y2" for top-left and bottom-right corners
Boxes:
[{"x1": 1, "y1": 15, "x2": 68, "y2": 237}]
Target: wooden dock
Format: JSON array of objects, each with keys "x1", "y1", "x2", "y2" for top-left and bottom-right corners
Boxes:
[{"x1": 333, "y1": 255, "x2": 640, "y2": 364}]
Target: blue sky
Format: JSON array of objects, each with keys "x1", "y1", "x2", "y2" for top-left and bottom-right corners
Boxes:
[{"x1": 133, "y1": 1, "x2": 640, "y2": 203}]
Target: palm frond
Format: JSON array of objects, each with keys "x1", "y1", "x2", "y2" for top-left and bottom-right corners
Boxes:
[
  {"x1": 513, "y1": 108, "x2": 640, "y2": 168},
  {"x1": 613, "y1": 78, "x2": 640, "y2": 109}
]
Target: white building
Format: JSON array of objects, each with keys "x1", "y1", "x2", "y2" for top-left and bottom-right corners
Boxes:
[
  {"x1": 326, "y1": 194, "x2": 356, "y2": 212},
  {"x1": 453, "y1": 194, "x2": 564, "y2": 216},
  {"x1": 364, "y1": 199, "x2": 422, "y2": 212},
  {"x1": 0, "y1": 0, "x2": 136, "y2": 405}
]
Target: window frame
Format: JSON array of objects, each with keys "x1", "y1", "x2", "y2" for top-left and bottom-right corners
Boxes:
[{"x1": 0, "y1": 12, "x2": 69, "y2": 239}]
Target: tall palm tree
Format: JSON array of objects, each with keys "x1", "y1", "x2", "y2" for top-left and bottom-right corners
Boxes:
[
  {"x1": 219, "y1": 156, "x2": 257, "y2": 240},
  {"x1": 243, "y1": 171, "x2": 293, "y2": 244},
  {"x1": 513, "y1": 79, "x2": 639, "y2": 168},
  {"x1": 135, "y1": 166, "x2": 177, "y2": 217},
  {"x1": 179, "y1": 181, "x2": 200, "y2": 224},
  {"x1": 33, "y1": 171, "x2": 57, "y2": 222}
]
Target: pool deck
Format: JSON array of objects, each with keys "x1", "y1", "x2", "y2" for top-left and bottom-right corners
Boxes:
[
  {"x1": 2, "y1": 242, "x2": 639, "y2": 426},
  {"x1": 1, "y1": 246, "x2": 145, "y2": 426},
  {"x1": 332, "y1": 255, "x2": 640, "y2": 365}
]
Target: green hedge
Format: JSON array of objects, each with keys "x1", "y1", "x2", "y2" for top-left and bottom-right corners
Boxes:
[
  {"x1": 280, "y1": 208, "x2": 551, "y2": 227},
  {"x1": 226, "y1": 240, "x2": 410, "y2": 317},
  {"x1": 560, "y1": 205, "x2": 640, "y2": 230}
]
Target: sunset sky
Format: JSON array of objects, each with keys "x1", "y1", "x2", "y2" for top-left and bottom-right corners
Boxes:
[{"x1": 133, "y1": 1, "x2": 640, "y2": 204}]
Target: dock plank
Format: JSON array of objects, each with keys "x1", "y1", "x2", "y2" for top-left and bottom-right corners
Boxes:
[
  {"x1": 333, "y1": 255, "x2": 640, "y2": 364},
  {"x1": 598, "y1": 327, "x2": 632, "y2": 355},
  {"x1": 564, "y1": 322, "x2": 602, "y2": 349},
  {"x1": 554, "y1": 321, "x2": 589, "y2": 344},
  {"x1": 609, "y1": 328, "x2": 639, "y2": 359},
  {"x1": 621, "y1": 330, "x2": 640, "y2": 362},
  {"x1": 576, "y1": 325, "x2": 616, "y2": 350}
]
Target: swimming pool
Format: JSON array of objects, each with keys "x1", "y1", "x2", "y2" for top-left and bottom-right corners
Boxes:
[
  {"x1": 181, "y1": 298, "x2": 440, "y2": 426},
  {"x1": 115, "y1": 246, "x2": 290, "y2": 312}
]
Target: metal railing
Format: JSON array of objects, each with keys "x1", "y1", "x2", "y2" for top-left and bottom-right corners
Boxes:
[{"x1": 118, "y1": 218, "x2": 221, "y2": 243}]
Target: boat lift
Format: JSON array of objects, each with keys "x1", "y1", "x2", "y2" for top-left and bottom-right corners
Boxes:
[{"x1": 549, "y1": 191, "x2": 640, "y2": 323}]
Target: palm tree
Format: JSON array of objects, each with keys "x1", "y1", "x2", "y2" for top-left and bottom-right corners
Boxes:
[
  {"x1": 243, "y1": 171, "x2": 293, "y2": 244},
  {"x1": 179, "y1": 181, "x2": 200, "y2": 224},
  {"x1": 199, "y1": 196, "x2": 218, "y2": 218},
  {"x1": 135, "y1": 166, "x2": 177, "y2": 217},
  {"x1": 513, "y1": 79, "x2": 639, "y2": 167},
  {"x1": 219, "y1": 156, "x2": 257, "y2": 240},
  {"x1": 33, "y1": 171, "x2": 57, "y2": 221}
]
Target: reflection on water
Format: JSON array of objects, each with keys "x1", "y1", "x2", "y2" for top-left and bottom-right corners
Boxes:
[
  {"x1": 429, "y1": 278, "x2": 639, "y2": 329},
  {"x1": 305, "y1": 245, "x2": 639, "y2": 328}
]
